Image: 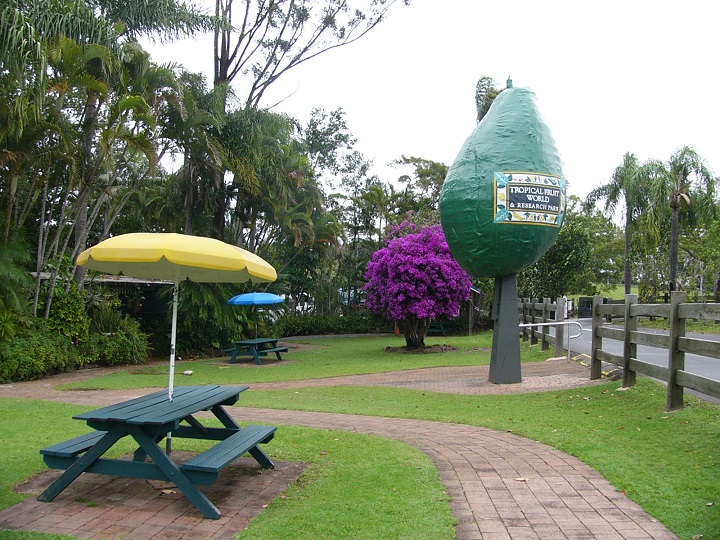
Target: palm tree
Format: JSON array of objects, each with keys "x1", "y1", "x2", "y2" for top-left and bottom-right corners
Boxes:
[
  {"x1": 585, "y1": 152, "x2": 649, "y2": 295},
  {"x1": 648, "y1": 146, "x2": 717, "y2": 293}
]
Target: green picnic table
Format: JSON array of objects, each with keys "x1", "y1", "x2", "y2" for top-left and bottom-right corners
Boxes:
[
  {"x1": 38, "y1": 385, "x2": 276, "y2": 519},
  {"x1": 224, "y1": 337, "x2": 289, "y2": 364}
]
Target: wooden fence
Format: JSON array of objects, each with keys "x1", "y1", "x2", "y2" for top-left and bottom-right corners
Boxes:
[
  {"x1": 591, "y1": 292, "x2": 720, "y2": 410},
  {"x1": 517, "y1": 297, "x2": 567, "y2": 358}
]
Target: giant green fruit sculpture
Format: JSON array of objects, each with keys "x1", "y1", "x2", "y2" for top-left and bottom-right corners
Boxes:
[{"x1": 440, "y1": 83, "x2": 566, "y2": 278}]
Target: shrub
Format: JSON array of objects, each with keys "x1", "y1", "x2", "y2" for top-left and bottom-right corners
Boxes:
[
  {"x1": 90, "y1": 303, "x2": 123, "y2": 335},
  {"x1": 78, "y1": 316, "x2": 150, "y2": 366},
  {"x1": 273, "y1": 312, "x2": 391, "y2": 337},
  {"x1": 0, "y1": 328, "x2": 77, "y2": 382},
  {"x1": 46, "y1": 284, "x2": 90, "y2": 344}
]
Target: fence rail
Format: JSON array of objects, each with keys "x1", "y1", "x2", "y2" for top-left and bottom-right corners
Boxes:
[
  {"x1": 517, "y1": 297, "x2": 567, "y2": 358},
  {"x1": 590, "y1": 292, "x2": 720, "y2": 410}
]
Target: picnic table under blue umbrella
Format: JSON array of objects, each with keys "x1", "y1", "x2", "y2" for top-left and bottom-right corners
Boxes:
[{"x1": 228, "y1": 292, "x2": 284, "y2": 337}]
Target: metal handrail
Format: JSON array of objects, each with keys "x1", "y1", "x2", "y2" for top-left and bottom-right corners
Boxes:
[{"x1": 518, "y1": 321, "x2": 585, "y2": 362}]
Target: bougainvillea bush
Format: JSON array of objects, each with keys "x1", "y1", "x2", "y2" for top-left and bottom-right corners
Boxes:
[{"x1": 364, "y1": 223, "x2": 472, "y2": 348}]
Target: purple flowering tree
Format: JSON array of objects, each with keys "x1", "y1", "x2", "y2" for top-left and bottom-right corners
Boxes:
[{"x1": 364, "y1": 223, "x2": 472, "y2": 349}]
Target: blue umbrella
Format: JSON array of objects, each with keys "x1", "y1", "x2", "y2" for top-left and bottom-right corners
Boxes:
[
  {"x1": 227, "y1": 292, "x2": 284, "y2": 306},
  {"x1": 228, "y1": 292, "x2": 284, "y2": 337}
]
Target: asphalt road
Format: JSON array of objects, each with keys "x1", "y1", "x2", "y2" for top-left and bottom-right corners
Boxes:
[{"x1": 565, "y1": 318, "x2": 720, "y2": 381}]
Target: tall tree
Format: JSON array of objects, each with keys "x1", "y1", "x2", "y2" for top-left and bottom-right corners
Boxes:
[
  {"x1": 585, "y1": 152, "x2": 649, "y2": 295},
  {"x1": 648, "y1": 146, "x2": 717, "y2": 293},
  {"x1": 213, "y1": 0, "x2": 409, "y2": 108},
  {"x1": 475, "y1": 75, "x2": 503, "y2": 123},
  {"x1": 517, "y1": 216, "x2": 594, "y2": 299},
  {"x1": 303, "y1": 107, "x2": 356, "y2": 180},
  {"x1": 392, "y1": 155, "x2": 448, "y2": 224},
  {"x1": 157, "y1": 71, "x2": 224, "y2": 236}
]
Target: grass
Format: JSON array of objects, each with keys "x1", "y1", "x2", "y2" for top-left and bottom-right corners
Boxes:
[
  {"x1": 3, "y1": 332, "x2": 720, "y2": 539},
  {"x1": 0, "y1": 398, "x2": 454, "y2": 540},
  {"x1": 634, "y1": 317, "x2": 720, "y2": 333},
  {"x1": 239, "y1": 379, "x2": 720, "y2": 538},
  {"x1": 599, "y1": 284, "x2": 639, "y2": 300},
  {"x1": 236, "y1": 426, "x2": 453, "y2": 539},
  {"x1": 59, "y1": 333, "x2": 554, "y2": 391}
]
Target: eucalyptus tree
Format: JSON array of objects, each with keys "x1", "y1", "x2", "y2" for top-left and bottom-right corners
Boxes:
[
  {"x1": 213, "y1": 0, "x2": 409, "y2": 108},
  {"x1": 585, "y1": 152, "x2": 650, "y2": 295},
  {"x1": 392, "y1": 155, "x2": 448, "y2": 224},
  {"x1": 647, "y1": 146, "x2": 717, "y2": 293},
  {"x1": 303, "y1": 108, "x2": 356, "y2": 178},
  {"x1": 206, "y1": 0, "x2": 408, "y2": 239}
]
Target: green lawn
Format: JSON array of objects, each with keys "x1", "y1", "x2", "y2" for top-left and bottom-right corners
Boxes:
[
  {"x1": 59, "y1": 333, "x2": 554, "y2": 391},
  {"x1": 0, "y1": 398, "x2": 454, "y2": 540},
  {"x1": 239, "y1": 379, "x2": 720, "y2": 539},
  {"x1": 2, "y1": 333, "x2": 719, "y2": 539},
  {"x1": 600, "y1": 284, "x2": 639, "y2": 300}
]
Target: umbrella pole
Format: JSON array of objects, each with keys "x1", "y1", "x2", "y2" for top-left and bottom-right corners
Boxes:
[{"x1": 166, "y1": 280, "x2": 179, "y2": 453}]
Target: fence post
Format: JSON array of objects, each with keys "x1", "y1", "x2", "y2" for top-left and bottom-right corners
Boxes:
[
  {"x1": 622, "y1": 294, "x2": 637, "y2": 388},
  {"x1": 530, "y1": 299, "x2": 538, "y2": 346},
  {"x1": 521, "y1": 298, "x2": 530, "y2": 341},
  {"x1": 667, "y1": 291, "x2": 688, "y2": 411},
  {"x1": 555, "y1": 296, "x2": 566, "y2": 358},
  {"x1": 541, "y1": 298, "x2": 551, "y2": 350},
  {"x1": 590, "y1": 295, "x2": 604, "y2": 379}
]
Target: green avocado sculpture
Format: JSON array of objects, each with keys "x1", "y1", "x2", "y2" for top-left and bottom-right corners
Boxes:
[{"x1": 440, "y1": 79, "x2": 566, "y2": 383}]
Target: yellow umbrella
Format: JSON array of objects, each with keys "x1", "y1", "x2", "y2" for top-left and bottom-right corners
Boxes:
[{"x1": 77, "y1": 232, "x2": 276, "y2": 402}]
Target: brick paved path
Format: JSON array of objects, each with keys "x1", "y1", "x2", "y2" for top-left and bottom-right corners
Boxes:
[{"x1": 0, "y1": 359, "x2": 677, "y2": 539}]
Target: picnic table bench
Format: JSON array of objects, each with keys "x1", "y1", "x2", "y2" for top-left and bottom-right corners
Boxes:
[
  {"x1": 427, "y1": 321, "x2": 448, "y2": 336},
  {"x1": 224, "y1": 337, "x2": 289, "y2": 365},
  {"x1": 38, "y1": 385, "x2": 275, "y2": 519}
]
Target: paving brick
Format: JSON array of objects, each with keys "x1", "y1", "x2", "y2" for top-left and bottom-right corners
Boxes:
[{"x1": 0, "y1": 357, "x2": 680, "y2": 539}]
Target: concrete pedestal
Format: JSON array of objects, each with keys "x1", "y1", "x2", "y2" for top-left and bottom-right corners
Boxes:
[{"x1": 488, "y1": 274, "x2": 522, "y2": 384}]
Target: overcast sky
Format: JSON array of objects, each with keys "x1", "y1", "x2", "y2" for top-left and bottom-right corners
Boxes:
[{"x1": 147, "y1": 0, "x2": 720, "y2": 201}]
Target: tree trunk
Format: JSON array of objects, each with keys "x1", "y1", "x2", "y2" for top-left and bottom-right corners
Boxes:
[
  {"x1": 403, "y1": 316, "x2": 428, "y2": 349},
  {"x1": 624, "y1": 201, "x2": 632, "y2": 295},
  {"x1": 3, "y1": 169, "x2": 19, "y2": 245},
  {"x1": 183, "y1": 153, "x2": 194, "y2": 235},
  {"x1": 669, "y1": 206, "x2": 680, "y2": 292},
  {"x1": 72, "y1": 184, "x2": 91, "y2": 286},
  {"x1": 73, "y1": 90, "x2": 100, "y2": 286}
]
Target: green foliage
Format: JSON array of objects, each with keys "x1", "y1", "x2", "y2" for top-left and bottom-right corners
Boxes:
[
  {"x1": 79, "y1": 316, "x2": 149, "y2": 366},
  {"x1": 475, "y1": 75, "x2": 504, "y2": 123},
  {"x1": 90, "y1": 304, "x2": 123, "y2": 334},
  {"x1": 518, "y1": 217, "x2": 595, "y2": 298},
  {"x1": 0, "y1": 327, "x2": 77, "y2": 383},
  {"x1": 0, "y1": 240, "x2": 33, "y2": 315},
  {"x1": 174, "y1": 282, "x2": 243, "y2": 354},
  {"x1": 46, "y1": 284, "x2": 90, "y2": 343},
  {"x1": 0, "y1": 306, "x2": 29, "y2": 342},
  {"x1": 273, "y1": 312, "x2": 390, "y2": 337},
  {"x1": 391, "y1": 156, "x2": 448, "y2": 223}
]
